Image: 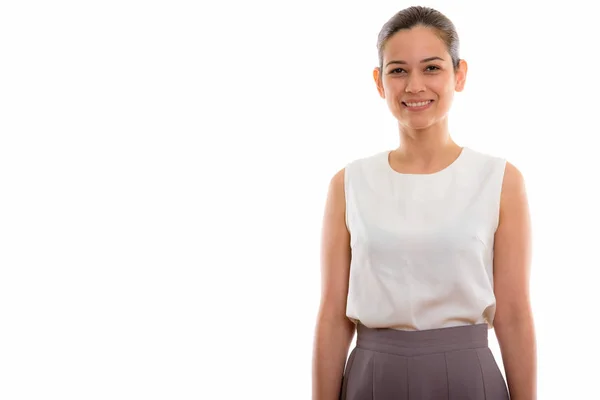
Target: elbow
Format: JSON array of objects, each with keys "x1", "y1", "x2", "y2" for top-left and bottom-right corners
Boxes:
[{"x1": 493, "y1": 303, "x2": 535, "y2": 332}]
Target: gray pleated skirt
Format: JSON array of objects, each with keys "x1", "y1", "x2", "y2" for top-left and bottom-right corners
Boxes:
[{"x1": 340, "y1": 322, "x2": 509, "y2": 400}]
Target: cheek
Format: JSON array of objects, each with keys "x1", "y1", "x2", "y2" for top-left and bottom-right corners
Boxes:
[
  {"x1": 432, "y1": 78, "x2": 452, "y2": 93},
  {"x1": 382, "y1": 79, "x2": 403, "y2": 93},
  {"x1": 442, "y1": 85, "x2": 456, "y2": 102}
]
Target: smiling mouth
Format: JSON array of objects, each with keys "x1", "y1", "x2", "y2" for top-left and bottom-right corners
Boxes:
[{"x1": 402, "y1": 100, "x2": 434, "y2": 107}]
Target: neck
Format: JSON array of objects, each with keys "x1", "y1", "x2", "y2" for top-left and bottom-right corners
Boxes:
[{"x1": 395, "y1": 118, "x2": 459, "y2": 161}]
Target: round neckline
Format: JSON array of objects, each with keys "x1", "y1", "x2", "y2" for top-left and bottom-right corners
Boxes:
[{"x1": 384, "y1": 146, "x2": 468, "y2": 177}]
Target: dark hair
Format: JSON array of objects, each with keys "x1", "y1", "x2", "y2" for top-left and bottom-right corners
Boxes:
[{"x1": 376, "y1": 6, "x2": 460, "y2": 74}]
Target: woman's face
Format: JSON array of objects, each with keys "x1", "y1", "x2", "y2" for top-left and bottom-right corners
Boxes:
[{"x1": 374, "y1": 25, "x2": 467, "y2": 131}]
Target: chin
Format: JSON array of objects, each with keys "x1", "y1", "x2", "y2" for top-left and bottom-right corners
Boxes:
[{"x1": 399, "y1": 118, "x2": 436, "y2": 130}]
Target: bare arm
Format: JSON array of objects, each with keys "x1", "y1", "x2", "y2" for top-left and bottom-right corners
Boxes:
[
  {"x1": 493, "y1": 161, "x2": 537, "y2": 400},
  {"x1": 312, "y1": 168, "x2": 356, "y2": 400}
]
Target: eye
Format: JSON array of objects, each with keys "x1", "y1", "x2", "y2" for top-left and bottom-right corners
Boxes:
[
  {"x1": 425, "y1": 65, "x2": 440, "y2": 72},
  {"x1": 389, "y1": 68, "x2": 406, "y2": 74}
]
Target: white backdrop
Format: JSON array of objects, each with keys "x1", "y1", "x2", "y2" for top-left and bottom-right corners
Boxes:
[{"x1": 1, "y1": 1, "x2": 598, "y2": 399}]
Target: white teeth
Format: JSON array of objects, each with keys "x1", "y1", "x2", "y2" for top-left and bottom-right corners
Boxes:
[{"x1": 405, "y1": 100, "x2": 432, "y2": 107}]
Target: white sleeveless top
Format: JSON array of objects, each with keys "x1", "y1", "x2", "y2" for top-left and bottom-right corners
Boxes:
[{"x1": 344, "y1": 147, "x2": 506, "y2": 331}]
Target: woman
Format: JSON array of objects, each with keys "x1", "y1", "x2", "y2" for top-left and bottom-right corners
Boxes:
[{"x1": 312, "y1": 6, "x2": 537, "y2": 400}]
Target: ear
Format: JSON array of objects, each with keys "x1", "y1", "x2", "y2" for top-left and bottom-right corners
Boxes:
[
  {"x1": 455, "y1": 59, "x2": 468, "y2": 92},
  {"x1": 373, "y1": 67, "x2": 385, "y2": 98}
]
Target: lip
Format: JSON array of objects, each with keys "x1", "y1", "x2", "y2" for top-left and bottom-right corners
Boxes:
[{"x1": 402, "y1": 99, "x2": 434, "y2": 111}]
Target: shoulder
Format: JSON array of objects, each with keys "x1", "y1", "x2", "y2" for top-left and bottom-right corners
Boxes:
[
  {"x1": 464, "y1": 146, "x2": 506, "y2": 168},
  {"x1": 345, "y1": 150, "x2": 387, "y2": 170},
  {"x1": 329, "y1": 167, "x2": 345, "y2": 194},
  {"x1": 343, "y1": 150, "x2": 388, "y2": 179},
  {"x1": 466, "y1": 147, "x2": 525, "y2": 193},
  {"x1": 475, "y1": 150, "x2": 527, "y2": 224},
  {"x1": 465, "y1": 147, "x2": 528, "y2": 228},
  {"x1": 500, "y1": 161, "x2": 527, "y2": 206},
  {"x1": 328, "y1": 150, "x2": 387, "y2": 196}
]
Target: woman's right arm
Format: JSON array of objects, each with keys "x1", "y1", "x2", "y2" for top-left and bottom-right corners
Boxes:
[{"x1": 312, "y1": 168, "x2": 356, "y2": 400}]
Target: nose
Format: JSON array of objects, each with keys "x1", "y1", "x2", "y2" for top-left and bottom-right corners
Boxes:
[{"x1": 405, "y1": 72, "x2": 425, "y2": 93}]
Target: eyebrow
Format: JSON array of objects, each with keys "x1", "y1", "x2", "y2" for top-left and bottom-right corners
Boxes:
[{"x1": 385, "y1": 56, "x2": 445, "y2": 67}]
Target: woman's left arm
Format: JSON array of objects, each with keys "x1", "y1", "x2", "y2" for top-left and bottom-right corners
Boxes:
[{"x1": 492, "y1": 161, "x2": 537, "y2": 400}]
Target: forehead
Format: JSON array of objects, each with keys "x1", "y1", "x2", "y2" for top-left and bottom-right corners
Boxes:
[{"x1": 382, "y1": 25, "x2": 448, "y2": 63}]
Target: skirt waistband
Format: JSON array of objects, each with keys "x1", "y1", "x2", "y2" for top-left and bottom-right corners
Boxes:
[{"x1": 356, "y1": 323, "x2": 489, "y2": 357}]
